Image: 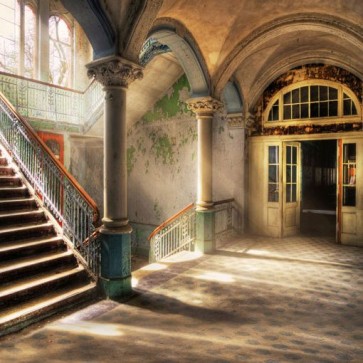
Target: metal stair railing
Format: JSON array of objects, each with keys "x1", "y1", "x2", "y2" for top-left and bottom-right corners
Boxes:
[
  {"x1": 148, "y1": 203, "x2": 196, "y2": 263},
  {"x1": 0, "y1": 91, "x2": 101, "y2": 276}
]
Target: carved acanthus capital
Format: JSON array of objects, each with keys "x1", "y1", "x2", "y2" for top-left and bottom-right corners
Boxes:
[
  {"x1": 186, "y1": 96, "x2": 224, "y2": 116},
  {"x1": 86, "y1": 56, "x2": 143, "y2": 88},
  {"x1": 226, "y1": 112, "x2": 255, "y2": 129}
]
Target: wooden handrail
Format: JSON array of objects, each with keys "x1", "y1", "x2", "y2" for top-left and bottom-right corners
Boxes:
[
  {"x1": 0, "y1": 91, "x2": 100, "y2": 225},
  {"x1": 148, "y1": 202, "x2": 195, "y2": 241},
  {"x1": 214, "y1": 198, "x2": 234, "y2": 206}
]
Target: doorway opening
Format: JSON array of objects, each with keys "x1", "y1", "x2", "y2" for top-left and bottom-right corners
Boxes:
[{"x1": 300, "y1": 140, "x2": 337, "y2": 237}]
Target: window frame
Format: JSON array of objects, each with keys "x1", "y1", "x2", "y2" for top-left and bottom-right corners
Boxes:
[{"x1": 264, "y1": 80, "x2": 361, "y2": 127}]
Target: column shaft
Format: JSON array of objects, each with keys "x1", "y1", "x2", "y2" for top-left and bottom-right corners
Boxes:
[
  {"x1": 197, "y1": 115, "x2": 213, "y2": 209},
  {"x1": 103, "y1": 86, "x2": 129, "y2": 229},
  {"x1": 37, "y1": 0, "x2": 49, "y2": 82}
]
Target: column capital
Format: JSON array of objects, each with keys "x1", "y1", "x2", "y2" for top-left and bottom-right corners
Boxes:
[
  {"x1": 86, "y1": 55, "x2": 143, "y2": 88},
  {"x1": 186, "y1": 96, "x2": 223, "y2": 116}
]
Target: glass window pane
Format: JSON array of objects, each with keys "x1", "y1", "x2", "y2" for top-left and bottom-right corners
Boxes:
[
  {"x1": 269, "y1": 165, "x2": 278, "y2": 182},
  {"x1": 310, "y1": 103, "x2": 319, "y2": 118},
  {"x1": 351, "y1": 102, "x2": 357, "y2": 115},
  {"x1": 292, "y1": 165, "x2": 297, "y2": 182},
  {"x1": 301, "y1": 87, "x2": 308, "y2": 102},
  {"x1": 284, "y1": 105, "x2": 291, "y2": 119},
  {"x1": 284, "y1": 92, "x2": 291, "y2": 104},
  {"x1": 292, "y1": 147, "x2": 297, "y2": 164},
  {"x1": 291, "y1": 184, "x2": 297, "y2": 202},
  {"x1": 301, "y1": 103, "x2": 309, "y2": 118},
  {"x1": 268, "y1": 184, "x2": 279, "y2": 202},
  {"x1": 329, "y1": 101, "x2": 338, "y2": 116},
  {"x1": 320, "y1": 101, "x2": 328, "y2": 117},
  {"x1": 311, "y1": 86, "x2": 319, "y2": 101},
  {"x1": 286, "y1": 146, "x2": 291, "y2": 163},
  {"x1": 343, "y1": 144, "x2": 356, "y2": 163},
  {"x1": 320, "y1": 86, "x2": 328, "y2": 101},
  {"x1": 343, "y1": 99, "x2": 351, "y2": 115},
  {"x1": 329, "y1": 87, "x2": 338, "y2": 100},
  {"x1": 269, "y1": 146, "x2": 278, "y2": 163},
  {"x1": 288, "y1": 185, "x2": 292, "y2": 203},
  {"x1": 343, "y1": 187, "x2": 356, "y2": 206},
  {"x1": 292, "y1": 89, "x2": 299, "y2": 103},
  {"x1": 286, "y1": 165, "x2": 291, "y2": 183},
  {"x1": 292, "y1": 104, "x2": 300, "y2": 119}
]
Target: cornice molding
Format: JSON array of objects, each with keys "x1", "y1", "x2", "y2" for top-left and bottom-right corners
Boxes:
[
  {"x1": 186, "y1": 96, "x2": 223, "y2": 116},
  {"x1": 86, "y1": 56, "x2": 143, "y2": 87}
]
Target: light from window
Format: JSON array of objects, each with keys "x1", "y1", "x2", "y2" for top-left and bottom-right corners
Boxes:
[
  {"x1": 0, "y1": 0, "x2": 20, "y2": 74},
  {"x1": 49, "y1": 16, "x2": 71, "y2": 86},
  {"x1": 24, "y1": 5, "x2": 35, "y2": 78}
]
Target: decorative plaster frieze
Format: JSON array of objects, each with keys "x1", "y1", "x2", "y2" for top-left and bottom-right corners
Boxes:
[
  {"x1": 86, "y1": 56, "x2": 143, "y2": 88},
  {"x1": 186, "y1": 96, "x2": 223, "y2": 116}
]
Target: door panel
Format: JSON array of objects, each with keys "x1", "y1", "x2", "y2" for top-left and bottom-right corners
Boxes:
[
  {"x1": 339, "y1": 138, "x2": 363, "y2": 246},
  {"x1": 283, "y1": 142, "x2": 301, "y2": 237}
]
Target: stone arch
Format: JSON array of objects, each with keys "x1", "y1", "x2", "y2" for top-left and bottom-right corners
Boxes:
[
  {"x1": 147, "y1": 18, "x2": 210, "y2": 97},
  {"x1": 214, "y1": 13, "x2": 363, "y2": 98},
  {"x1": 60, "y1": 0, "x2": 116, "y2": 58}
]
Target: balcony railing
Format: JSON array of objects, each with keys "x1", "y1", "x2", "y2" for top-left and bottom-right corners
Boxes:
[
  {"x1": 0, "y1": 71, "x2": 103, "y2": 131},
  {"x1": 0, "y1": 91, "x2": 101, "y2": 277}
]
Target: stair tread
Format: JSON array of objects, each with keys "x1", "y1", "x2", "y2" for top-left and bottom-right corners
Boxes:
[
  {"x1": 0, "y1": 196, "x2": 35, "y2": 203},
  {"x1": 0, "y1": 282, "x2": 96, "y2": 324},
  {"x1": 0, "y1": 266, "x2": 85, "y2": 298},
  {"x1": 0, "y1": 249, "x2": 73, "y2": 273},
  {"x1": 0, "y1": 186, "x2": 27, "y2": 191},
  {"x1": 0, "y1": 235, "x2": 63, "y2": 253},
  {"x1": 0, "y1": 209, "x2": 44, "y2": 219},
  {"x1": 0, "y1": 221, "x2": 53, "y2": 235}
]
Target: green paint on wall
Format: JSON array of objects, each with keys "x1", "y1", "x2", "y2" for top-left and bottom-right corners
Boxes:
[
  {"x1": 149, "y1": 131, "x2": 175, "y2": 165},
  {"x1": 127, "y1": 145, "x2": 137, "y2": 174},
  {"x1": 141, "y1": 75, "x2": 191, "y2": 124}
]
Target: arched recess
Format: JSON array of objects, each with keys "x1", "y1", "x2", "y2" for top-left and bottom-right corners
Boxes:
[
  {"x1": 248, "y1": 49, "x2": 363, "y2": 112},
  {"x1": 214, "y1": 13, "x2": 363, "y2": 99},
  {"x1": 146, "y1": 19, "x2": 210, "y2": 97},
  {"x1": 60, "y1": 0, "x2": 115, "y2": 58}
]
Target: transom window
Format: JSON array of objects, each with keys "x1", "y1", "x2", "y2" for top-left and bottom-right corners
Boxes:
[{"x1": 266, "y1": 82, "x2": 359, "y2": 123}]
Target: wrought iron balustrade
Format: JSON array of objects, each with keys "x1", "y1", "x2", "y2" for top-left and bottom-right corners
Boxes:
[
  {"x1": 214, "y1": 198, "x2": 236, "y2": 236},
  {"x1": 148, "y1": 203, "x2": 196, "y2": 263},
  {"x1": 0, "y1": 71, "x2": 103, "y2": 131},
  {"x1": 0, "y1": 91, "x2": 101, "y2": 276}
]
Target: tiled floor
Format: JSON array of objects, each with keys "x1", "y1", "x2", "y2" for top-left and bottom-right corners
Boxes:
[{"x1": 1, "y1": 234, "x2": 362, "y2": 362}]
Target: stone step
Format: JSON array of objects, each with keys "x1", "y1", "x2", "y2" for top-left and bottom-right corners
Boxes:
[
  {"x1": 0, "y1": 156, "x2": 8, "y2": 166},
  {"x1": 0, "y1": 166, "x2": 15, "y2": 176},
  {"x1": 0, "y1": 222, "x2": 55, "y2": 243},
  {"x1": 0, "y1": 197, "x2": 38, "y2": 212},
  {"x1": 0, "y1": 282, "x2": 97, "y2": 337},
  {"x1": 0, "y1": 175, "x2": 22, "y2": 187},
  {"x1": 0, "y1": 186, "x2": 29, "y2": 199},
  {"x1": 0, "y1": 236, "x2": 65, "y2": 261},
  {"x1": 0, "y1": 266, "x2": 89, "y2": 309},
  {"x1": 0, "y1": 210, "x2": 46, "y2": 228},
  {"x1": 0, "y1": 249, "x2": 77, "y2": 283}
]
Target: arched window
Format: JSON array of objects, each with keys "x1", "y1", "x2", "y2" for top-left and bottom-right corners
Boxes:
[
  {"x1": 49, "y1": 15, "x2": 72, "y2": 87},
  {"x1": 24, "y1": 3, "x2": 36, "y2": 78},
  {"x1": 265, "y1": 81, "x2": 360, "y2": 123}
]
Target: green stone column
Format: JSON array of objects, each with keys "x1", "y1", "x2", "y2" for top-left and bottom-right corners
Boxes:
[
  {"x1": 99, "y1": 227, "x2": 132, "y2": 299},
  {"x1": 87, "y1": 56, "x2": 143, "y2": 299},
  {"x1": 195, "y1": 209, "x2": 215, "y2": 253},
  {"x1": 187, "y1": 97, "x2": 223, "y2": 253}
]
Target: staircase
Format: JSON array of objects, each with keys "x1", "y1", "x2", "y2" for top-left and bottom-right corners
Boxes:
[{"x1": 0, "y1": 149, "x2": 97, "y2": 336}]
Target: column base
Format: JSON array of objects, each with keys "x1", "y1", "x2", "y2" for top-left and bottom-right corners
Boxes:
[
  {"x1": 195, "y1": 210, "x2": 215, "y2": 254},
  {"x1": 99, "y1": 276, "x2": 132, "y2": 300},
  {"x1": 99, "y1": 227, "x2": 132, "y2": 299}
]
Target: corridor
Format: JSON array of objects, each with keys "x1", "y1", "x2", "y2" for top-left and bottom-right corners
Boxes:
[{"x1": 1, "y1": 235, "x2": 362, "y2": 363}]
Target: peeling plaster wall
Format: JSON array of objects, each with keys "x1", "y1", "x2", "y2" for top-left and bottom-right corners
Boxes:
[
  {"x1": 68, "y1": 136, "x2": 104, "y2": 215},
  {"x1": 128, "y1": 74, "x2": 246, "y2": 234},
  {"x1": 127, "y1": 75, "x2": 197, "y2": 226}
]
